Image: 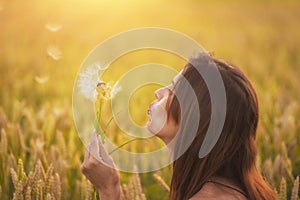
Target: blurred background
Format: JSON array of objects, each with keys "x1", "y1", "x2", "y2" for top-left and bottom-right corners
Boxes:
[{"x1": 0, "y1": 0, "x2": 300, "y2": 199}]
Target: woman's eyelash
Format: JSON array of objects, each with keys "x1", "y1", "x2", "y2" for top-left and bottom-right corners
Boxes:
[{"x1": 167, "y1": 88, "x2": 174, "y2": 95}]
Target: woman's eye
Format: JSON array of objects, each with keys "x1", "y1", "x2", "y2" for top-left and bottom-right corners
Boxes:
[
  {"x1": 166, "y1": 85, "x2": 173, "y2": 91},
  {"x1": 167, "y1": 85, "x2": 174, "y2": 93}
]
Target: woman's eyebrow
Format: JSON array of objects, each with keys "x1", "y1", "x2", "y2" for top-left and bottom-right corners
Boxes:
[{"x1": 168, "y1": 80, "x2": 175, "y2": 93}]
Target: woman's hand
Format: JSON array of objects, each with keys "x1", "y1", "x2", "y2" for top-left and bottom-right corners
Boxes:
[{"x1": 81, "y1": 132, "x2": 120, "y2": 200}]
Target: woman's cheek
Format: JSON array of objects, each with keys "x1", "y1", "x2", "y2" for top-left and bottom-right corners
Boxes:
[{"x1": 147, "y1": 105, "x2": 167, "y2": 134}]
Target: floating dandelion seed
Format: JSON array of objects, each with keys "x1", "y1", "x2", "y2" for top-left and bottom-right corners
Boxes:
[
  {"x1": 35, "y1": 139, "x2": 45, "y2": 150},
  {"x1": 45, "y1": 23, "x2": 62, "y2": 32},
  {"x1": 35, "y1": 75, "x2": 49, "y2": 84},
  {"x1": 47, "y1": 45, "x2": 62, "y2": 61}
]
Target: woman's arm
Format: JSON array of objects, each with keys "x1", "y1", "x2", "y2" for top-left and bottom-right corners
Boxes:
[{"x1": 81, "y1": 132, "x2": 120, "y2": 200}]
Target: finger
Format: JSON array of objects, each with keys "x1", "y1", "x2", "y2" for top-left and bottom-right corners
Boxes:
[
  {"x1": 97, "y1": 135, "x2": 115, "y2": 168},
  {"x1": 82, "y1": 144, "x2": 92, "y2": 168},
  {"x1": 81, "y1": 148, "x2": 91, "y2": 174},
  {"x1": 84, "y1": 148, "x2": 90, "y2": 161},
  {"x1": 89, "y1": 132, "x2": 101, "y2": 161}
]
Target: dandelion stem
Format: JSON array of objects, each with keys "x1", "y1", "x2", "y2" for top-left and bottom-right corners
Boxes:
[
  {"x1": 104, "y1": 115, "x2": 114, "y2": 130},
  {"x1": 109, "y1": 138, "x2": 148, "y2": 155},
  {"x1": 96, "y1": 98, "x2": 106, "y2": 143}
]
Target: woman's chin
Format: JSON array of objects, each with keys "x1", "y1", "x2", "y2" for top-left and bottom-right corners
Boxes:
[
  {"x1": 146, "y1": 120, "x2": 164, "y2": 138},
  {"x1": 146, "y1": 120, "x2": 154, "y2": 134}
]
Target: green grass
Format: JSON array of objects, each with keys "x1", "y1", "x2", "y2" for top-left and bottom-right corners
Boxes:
[{"x1": 0, "y1": 0, "x2": 300, "y2": 199}]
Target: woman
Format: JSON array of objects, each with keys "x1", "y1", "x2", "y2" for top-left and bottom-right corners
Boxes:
[{"x1": 81, "y1": 53, "x2": 278, "y2": 200}]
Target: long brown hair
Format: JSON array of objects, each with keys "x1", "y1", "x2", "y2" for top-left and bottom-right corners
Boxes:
[{"x1": 167, "y1": 54, "x2": 277, "y2": 200}]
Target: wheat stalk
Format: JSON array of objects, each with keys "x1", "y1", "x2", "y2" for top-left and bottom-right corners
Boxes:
[
  {"x1": 25, "y1": 186, "x2": 31, "y2": 200},
  {"x1": 134, "y1": 172, "x2": 145, "y2": 200},
  {"x1": 81, "y1": 176, "x2": 87, "y2": 200},
  {"x1": 279, "y1": 177, "x2": 287, "y2": 200},
  {"x1": 121, "y1": 184, "x2": 128, "y2": 200},
  {"x1": 46, "y1": 193, "x2": 54, "y2": 200},
  {"x1": 13, "y1": 181, "x2": 24, "y2": 200},
  {"x1": 85, "y1": 180, "x2": 93, "y2": 200},
  {"x1": 17, "y1": 158, "x2": 27, "y2": 182},
  {"x1": 10, "y1": 168, "x2": 19, "y2": 189},
  {"x1": 153, "y1": 173, "x2": 170, "y2": 193},
  {"x1": 0, "y1": 128, "x2": 7, "y2": 155},
  {"x1": 45, "y1": 164, "x2": 54, "y2": 195},
  {"x1": 128, "y1": 178, "x2": 134, "y2": 200},
  {"x1": 24, "y1": 171, "x2": 34, "y2": 192},
  {"x1": 54, "y1": 173, "x2": 61, "y2": 200},
  {"x1": 291, "y1": 176, "x2": 299, "y2": 200},
  {"x1": 120, "y1": 184, "x2": 126, "y2": 200}
]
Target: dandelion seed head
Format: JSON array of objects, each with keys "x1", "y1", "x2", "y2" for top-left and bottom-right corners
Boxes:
[
  {"x1": 45, "y1": 23, "x2": 62, "y2": 32},
  {"x1": 98, "y1": 63, "x2": 109, "y2": 70},
  {"x1": 78, "y1": 63, "x2": 107, "y2": 101},
  {"x1": 78, "y1": 62, "x2": 113, "y2": 102},
  {"x1": 78, "y1": 67, "x2": 100, "y2": 100},
  {"x1": 111, "y1": 83, "x2": 122, "y2": 99},
  {"x1": 96, "y1": 82, "x2": 112, "y2": 100},
  {"x1": 47, "y1": 45, "x2": 62, "y2": 61}
]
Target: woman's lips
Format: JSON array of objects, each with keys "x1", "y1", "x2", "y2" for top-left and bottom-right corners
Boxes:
[
  {"x1": 147, "y1": 107, "x2": 152, "y2": 115},
  {"x1": 148, "y1": 103, "x2": 153, "y2": 115},
  {"x1": 147, "y1": 108, "x2": 152, "y2": 123},
  {"x1": 147, "y1": 105, "x2": 153, "y2": 123}
]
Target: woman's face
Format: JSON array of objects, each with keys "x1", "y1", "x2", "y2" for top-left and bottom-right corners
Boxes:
[{"x1": 146, "y1": 72, "x2": 182, "y2": 144}]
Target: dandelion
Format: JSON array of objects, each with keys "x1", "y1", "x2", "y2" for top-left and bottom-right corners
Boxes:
[
  {"x1": 111, "y1": 83, "x2": 122, "y2": 99},
  {"x1": 78, "y1": 63, "x2": 144, "y2": 147},
  {"x1": 94, "y1": 81, "x2": 113, "y2": 143},
  {"x1": 96, "y1": 81, "x2": 112, "y2": 101},
  {"x1": 78, "y1": 63, "x2": 111, "y2": 143},
  {"x1": 47, "y1": 45, "x2": 62, "y2": 61},
  {"x1": 45, "y1": 23, "x2": 62, "y2": 32}
]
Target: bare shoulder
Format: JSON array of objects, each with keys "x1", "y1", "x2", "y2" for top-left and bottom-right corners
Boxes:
[{"x1": 189, "y1": 179, "x2": 248, "y2": 200}]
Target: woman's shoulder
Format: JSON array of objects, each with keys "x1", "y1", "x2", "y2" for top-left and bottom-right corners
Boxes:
[{"x1": 189, "y1": 177, "x2": 248, "y2": 200}]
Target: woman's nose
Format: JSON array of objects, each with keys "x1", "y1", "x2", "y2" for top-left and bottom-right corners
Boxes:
[
  {"x1": 154, "y1": 87, "x2": 168, "y2": 100},
  {"x1": 154, "y1": 88, "x2": 163, "y2": 99}
]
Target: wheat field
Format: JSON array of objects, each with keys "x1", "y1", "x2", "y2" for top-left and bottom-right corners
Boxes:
[{"x1": 0, "y1": 0, "x2": 300, "y2": 199}]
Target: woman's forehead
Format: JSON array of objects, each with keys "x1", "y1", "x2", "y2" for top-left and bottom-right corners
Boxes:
[{"x1": 173, "y1": 70, "x2": 183, "y2": 84}]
